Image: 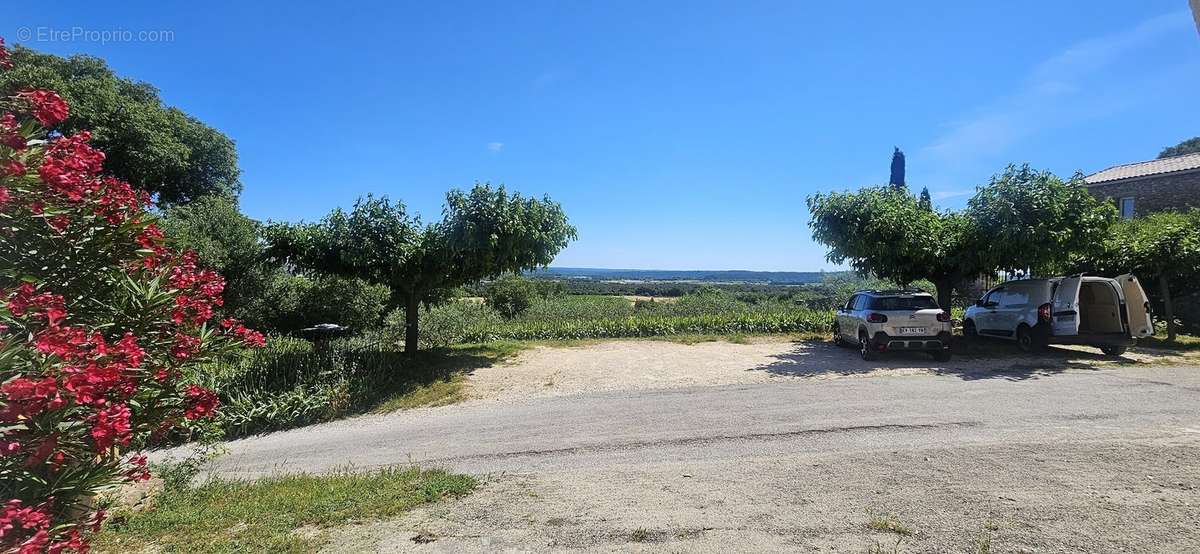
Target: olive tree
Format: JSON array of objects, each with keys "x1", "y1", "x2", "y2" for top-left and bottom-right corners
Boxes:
[{"x1": 266, "y1": 184, "x2": 576, "y2": 354}]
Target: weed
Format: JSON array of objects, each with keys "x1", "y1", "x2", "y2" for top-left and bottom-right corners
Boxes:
[
  {"x1": 630, "y1": 528, "x2": 650, "y2": 542},
  {"x1": 867, "y1": 510, "x2": 914, "y2": 536}
]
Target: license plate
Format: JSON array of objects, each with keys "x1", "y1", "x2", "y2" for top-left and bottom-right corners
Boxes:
[{"x1": 897, "y1": 327, "x2": 926, "y2": 336}]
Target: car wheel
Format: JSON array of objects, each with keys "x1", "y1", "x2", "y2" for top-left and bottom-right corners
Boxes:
[
  {"x1": 1016, "y1": 325, "x2": 1042, "y2": 353},
  {"x1": 963, "y1": 319, "x2": 977, "y2": 339},
  {"x1": 1100, "y1": 345, "x2": 1127, "y2": 357},
  {"x1": 859, "y1": 331, "x2": 877, "y2": 361}
]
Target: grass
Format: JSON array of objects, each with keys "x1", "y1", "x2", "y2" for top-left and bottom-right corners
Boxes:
[
  {"x1": 867, "y1": 510, "x2": 914, "y2": 536},
  {"x1": 94, "y1": 467, "x2": 476, "y2": 554},
  {"x1": 1136, "y1": 332, "x2": 1200, "y2": 351},
  {"x1": 368, "y1": 342, "x2": 529, "y2": 413}
]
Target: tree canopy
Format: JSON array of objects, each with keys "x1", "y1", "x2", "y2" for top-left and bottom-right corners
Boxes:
[
  {"x1": 806, "y1": 186, "x2": 979, "y2": 307},
  {"x1": 967, "y1": 165, "x2": 1115, "y2": 275},
  {"x1": 0, "y1": 45, "x2": 240, "y2": 205},
  {"x1": 1078, "y1": 209, "x2": 1200, "y2": 339},
  {"x1": 808, "y1": 164, "x2": 1116, "y2": 308},
  {"x1": 265, "y1": 183, "x2": 576, "y2": 353},
  {"x1": 1158, "y1": 136, "x2": 1200, "y2": 159}
]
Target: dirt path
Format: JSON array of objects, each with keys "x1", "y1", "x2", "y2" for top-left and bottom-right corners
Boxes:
[{"x1": 465, "y1": 337, "x2": 1198, "y2": 403}]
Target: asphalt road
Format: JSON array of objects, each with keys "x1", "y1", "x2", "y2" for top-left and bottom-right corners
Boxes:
[
  {"x1": 197, "y1": 364, "x2": 1200, "y2": 552},
  {"x1": 207, "y1": 365, "x2": 1200, "y2": 478}
]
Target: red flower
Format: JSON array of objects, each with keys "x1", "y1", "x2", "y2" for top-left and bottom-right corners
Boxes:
[
  {"x1": 17, "y1": 90, "x2": 70, "y2": 127},
  {"x1": 0, "y1": 186, "x2": 9, "y2": 209},
  {"x1": 124, "y1": 454, "x2": 151, "y2": 482},
  {"x1": 2, "y1": 160, "x2": 23, "y2": 176},
  {"x1": 183, "y1": 385, "x2": 219, "y2": 420},
  {"x1": 0, "y1": 37, "x2": 12, "y2": 70},
  {"x1": 0, "y1": 113, "x2": 23, "y2": 150},
  {"x1": 170, "y1": 333, "x2": 201, "y2": 360},
  {"x1": 38, "y1": 132, "x2": 104, "y2": 202},
  {"x1": 90, "y1": 403, "x2": 132, "y2": 451},
  {"x1": 47, "y1": 215, "x2": 71, "y2": 233}
]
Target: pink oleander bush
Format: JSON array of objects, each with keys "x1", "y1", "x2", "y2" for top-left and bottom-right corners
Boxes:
[{"x1": 0, "y1": 36, "x2": 262, "y2": 553}]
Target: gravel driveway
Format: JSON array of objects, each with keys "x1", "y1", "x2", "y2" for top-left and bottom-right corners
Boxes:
[
  {"x1": 200, "y1": 338, "x2": 1200, "y2": 553},
  {"x1": 465, "y1": 337, "x2": 1197, "y2": 403}
]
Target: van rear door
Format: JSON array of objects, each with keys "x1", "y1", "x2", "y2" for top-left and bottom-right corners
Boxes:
[
  {"x1": 1117, "y1": 274, "x2": 1153, "y2": 338},
  {"x1": 1051, "y1": 276, "x2": 1082, "y2": 336}
]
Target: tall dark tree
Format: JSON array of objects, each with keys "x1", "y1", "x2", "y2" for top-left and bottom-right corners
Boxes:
[
  {"x1": 918, "y1": 187, "x2": 933, "y2": 211},
  {"x1": 1158, "y1": 137, "x2": 1200, "y2": 159},
  {"x1": 0, "y1": 45, "x2": 241, "y2": 205},
  {"x1": 889, "y1": 147, "x2": 906, "y2": 190},
  {"x1": 266, "y1": 184, "x2": 576, "y2": 355}
]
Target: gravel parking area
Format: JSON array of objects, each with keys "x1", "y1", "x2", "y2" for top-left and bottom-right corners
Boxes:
[{"x1": 465, "y1": 337, "x2": 1197, "y2": 403}]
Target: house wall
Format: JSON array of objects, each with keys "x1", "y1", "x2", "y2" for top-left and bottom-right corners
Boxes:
[{"x1": 1086, "y1": 170, "x2": 1200, "y2": 217}]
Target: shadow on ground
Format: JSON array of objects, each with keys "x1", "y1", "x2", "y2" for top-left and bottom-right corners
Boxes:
[{"x1": 746, "y1": 338, "x2": 1161, "y2": 382}]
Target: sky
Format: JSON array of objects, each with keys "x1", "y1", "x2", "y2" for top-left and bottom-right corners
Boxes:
[{"x1": 6, "y1": 1, "x2": 1200, "y2": 271}]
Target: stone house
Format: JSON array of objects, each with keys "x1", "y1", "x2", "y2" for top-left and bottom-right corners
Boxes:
[{"x1": 1084, "y1": 152, "x2": 1200, "y2": 218}]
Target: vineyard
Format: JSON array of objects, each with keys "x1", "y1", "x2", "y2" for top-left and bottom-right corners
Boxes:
[{"x1": 406, "y1": 290, "x2": 839, "y2": 345}]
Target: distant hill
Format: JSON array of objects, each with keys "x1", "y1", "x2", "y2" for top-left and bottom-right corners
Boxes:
[{"x1": 530, "y1": 267, "x2": 845, "y2": 284}]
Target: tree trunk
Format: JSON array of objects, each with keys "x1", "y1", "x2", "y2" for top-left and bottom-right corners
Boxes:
[
  {"x1": 404, "y1": 292, "x2": 420, "y2": 356},
  {"x1": 934, "y1": 278, "x2": 954, "y2": 312},
  {"x1": 1159, "y1": 274, "x2": 1176, "y2": 342}
]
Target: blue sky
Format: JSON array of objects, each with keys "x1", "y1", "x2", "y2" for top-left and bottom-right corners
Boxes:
[{"x1": 7, "y1": 1, "x2": 1200, "y2": 271}]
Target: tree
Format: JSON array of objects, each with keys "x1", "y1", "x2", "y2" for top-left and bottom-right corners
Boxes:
[
  {"x1": 0, "y1": 45, "x2": 240, "y2": 205},
  {"x1": 266, "y1": 184, "x2": 576, "y2": 354},
  {"x1": 918, "y1": 187, "x2": 932, "y2": 211},
  {"x1": 1158, "y1": 136, "x2": 1200, "y2": 159},
  {"x1": 486, "y1": 275, "x2": 538, "y2": 318},
  {"x1": 967, "y1": 164, "x2": 1116, "y2": 275},
  {"x1": 1079, "y1": 209, "x2": 1200, "y2": 341},
  {"x1": 0, "y1": 44, "x2": 260, "y2": 551},
  {"x1": 889, "y1": 147, "x2": 906, "y2": 190},
  {"x1": 160, "y1": 195, "x2": 267, "y2": 316},
  {"x1": 807, "y1": 186, "x2": 980, "y2": 308}
]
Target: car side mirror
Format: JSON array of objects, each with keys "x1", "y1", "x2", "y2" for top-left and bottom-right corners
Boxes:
[{"x1": 975, "y1": 299, "x2": 985, "y2": 307}]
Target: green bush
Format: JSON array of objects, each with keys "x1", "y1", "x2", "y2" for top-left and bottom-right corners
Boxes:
[
  {"x1": 236, "y1": 273, "x2": 390, "y2": 333},
  {"x1": 485, "y1": 275, "x2": 538, "y2": 318},
  {"x1": 188, "y1": 336, "x2": 407, "y2": 437},
  {"x1": 385, "y1": 301, "x2": 505, "y2": 349}
]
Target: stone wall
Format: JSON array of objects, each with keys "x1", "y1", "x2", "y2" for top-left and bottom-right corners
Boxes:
[{"x1": 1087, "y1": 170, "x2": 1200, "y2": 216}]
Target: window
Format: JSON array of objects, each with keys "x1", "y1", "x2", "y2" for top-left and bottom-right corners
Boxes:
[
  {"x1": 844, "y1": 295, "x2": 858, "y2": 311},
  {"x1": 853, "y1": 295, "x2": 868, "y2": 310},
  {"x1": 982, "y1": 288, "x2": 1004, "y2": 306},
  {"x1": 1000, "y1": 288, "x2": 1030, "y2": 307},
  {"x1": 1119, "y1": 197, "x2": 1135, "y2": 219},
  {"x1": 868, "y1": 296, "x2": 939, "y2": 310}
]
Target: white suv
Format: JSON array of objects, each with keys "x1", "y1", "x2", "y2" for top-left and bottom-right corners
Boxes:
[
  {"x1": 963, "y1": 275, "x2": 1153, "y2": 356},
  {"x1": 834, "y1": 290, "x2": 953, "y2": 361}
]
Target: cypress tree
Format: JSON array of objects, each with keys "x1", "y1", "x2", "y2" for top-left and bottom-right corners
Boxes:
[{"x1": 889, "y1": 147, "x2": 906, "y2": 190}]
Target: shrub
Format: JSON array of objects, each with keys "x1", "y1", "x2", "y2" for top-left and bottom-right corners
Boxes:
[
  {"x1": 384, "y1": 301, "x2": 504, "y2": 349},
  {"x1": 485, "y1": 275, "x2": 538, "y2": 318},
  {"x1": 0, "y1": 39, "x2": 262, "y2": 553}
]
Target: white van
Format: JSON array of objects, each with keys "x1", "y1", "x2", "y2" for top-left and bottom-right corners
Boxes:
[{"x1": 963, "y1": 275, "x2": 1153, "y2": 356}]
